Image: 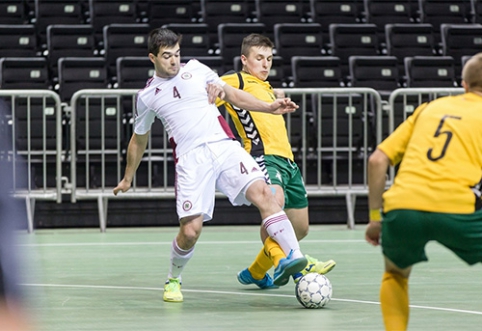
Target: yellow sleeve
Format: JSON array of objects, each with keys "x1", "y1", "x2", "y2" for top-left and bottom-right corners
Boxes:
[
  {"x1": 215, "y1": 73, "x2": 240, "y2": 107},
  {"x1": 378, "y1": 102, "x2": 429, "y2": 166}
]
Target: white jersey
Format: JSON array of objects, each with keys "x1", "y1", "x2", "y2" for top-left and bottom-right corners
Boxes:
[{"x1": 134, "y1": 59, "x2": 234, "y2": 157}]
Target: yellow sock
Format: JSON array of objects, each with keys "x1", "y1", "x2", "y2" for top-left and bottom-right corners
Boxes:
[
  {"x1": 380, "y1": 271, "x2": 409, "y2": 331},
  {"x1": 264, "y1": 237, "x2": 286, "y2": 268},
  {"x1": 247, "y1": 247, "x2": 273, "y2": 280}
]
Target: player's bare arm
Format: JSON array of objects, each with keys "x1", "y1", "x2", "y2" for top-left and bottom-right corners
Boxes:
[
  {"x1": 212, "y1": 82, "x2": 298, "y2": 114},
  {"x1": 365, "y1": 148, "x2": 391, "y2": 246},
  {"x1": 206, "y1": 82, "x2": 225, "y2": 104},
  {"x1": 113, "y1": 132, "x2": 150, "y2": 195}
]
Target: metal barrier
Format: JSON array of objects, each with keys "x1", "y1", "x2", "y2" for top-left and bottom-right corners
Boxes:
[
  {"x1": 69, "y1": 88, "x2": 382, "y2": 231},
  {"x1": 69, "y1": 89, "x2": 178, "y2": 231},
  {"x1": 284, "y1": 88, "x2": 382, "y2": 229},
  {"x1": 0, "y1": 90, "x2": 63, "y2": 233},
  {"x1": 12, "y1": 87, "x2": 466, "y2": 232}
]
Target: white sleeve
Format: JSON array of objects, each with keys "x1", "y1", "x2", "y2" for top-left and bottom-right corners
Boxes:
[
  {"x1": 201, "y1": 62, "x2": 226, "y2": 87},
  {"x1": 134, "y1": 95, "x2": 156, "y2": 135}
]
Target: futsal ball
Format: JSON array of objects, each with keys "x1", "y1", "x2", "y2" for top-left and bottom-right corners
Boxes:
[{"x1": 295, "y1": 273, "x2": 333, "y2": 309}]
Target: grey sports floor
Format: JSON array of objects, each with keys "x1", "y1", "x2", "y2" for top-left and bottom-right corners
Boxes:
[{"x1": 17, "y1": 225, "x2": 482, "y2": 331}]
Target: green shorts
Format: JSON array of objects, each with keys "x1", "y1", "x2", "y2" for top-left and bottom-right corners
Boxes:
[
  {"x1": 381, "y1": 209, "x2": 482, "y2": 269},
  {"x1": 255, "y1": 155, "x2": 308, "y2": 209}
]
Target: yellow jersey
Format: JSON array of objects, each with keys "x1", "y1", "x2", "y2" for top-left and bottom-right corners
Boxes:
[
  {"x1": 379, "y1": 92, "x2": 482, "y2": 213},
  {"x1": 217, "y1": 71, "x2": 294, "y2": 160}
]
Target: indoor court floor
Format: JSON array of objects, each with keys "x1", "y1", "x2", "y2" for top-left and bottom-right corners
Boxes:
[{"x1": 17, "y1": 225, "x2": 482, "y2": 331}]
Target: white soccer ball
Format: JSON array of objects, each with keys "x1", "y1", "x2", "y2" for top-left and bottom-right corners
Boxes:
[{"x1": 295, "y1": 273, "x2": 333, "y2": 309}]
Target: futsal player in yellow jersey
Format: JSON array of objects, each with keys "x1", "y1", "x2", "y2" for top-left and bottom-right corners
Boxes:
[
  {"x1": 217, "y1": 34, "x2": 336, "y2": 288},
  {"x1": 365, "y1": 52, "x2": 482, "y2": 330}
]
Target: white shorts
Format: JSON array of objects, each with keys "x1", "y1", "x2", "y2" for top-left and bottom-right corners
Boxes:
[{"x1": 175, "y1": 139, "x2": 265, "y2": 221}]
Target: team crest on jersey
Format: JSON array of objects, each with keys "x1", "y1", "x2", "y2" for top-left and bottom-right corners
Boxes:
[
  {"x1": 182, "y1": 200, "x2": 192, "y2": 211},
  {"x1": 181, "y1": 72, "x2": 192, "y2": 80}
]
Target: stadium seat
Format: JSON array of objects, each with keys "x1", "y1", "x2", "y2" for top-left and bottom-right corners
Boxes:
[
  {"x1": 161, "y1": 23, "x2": 212, "y2": 57},
  {"x1": 115, "y1": 56, "x2": 152, "y2": 144},
  {"x1": 35, "y1": 0, "x2": 85, "y2": 47},
  {"x1": 0, "y1": 58, "x2": 58, "y2": 165},
  {"x1": 217, "y1": 23, "x2": 266, "y2": 70},
  {"x1": 291, "y1": 56, "x2": 344, "y2": 88},
  {"x1": 418, "y1": 0, "x2": 471, "y2": 42},
  {"x1": 254, "y1": 0, "x2": 305, "y2": 39},
  {"x1": 364, "y1": 0, "x2": 413, "y2": 37},
  {"x1": 0, "y1": 25, "x2": 38, "y2": 58},
  {"x1": 147, "y1": 0, "x2": 199, "y2": 30},
  {"x1": 348, "y1": 55, "x2": 400, "y2": 99},
  {"x1": 0, "y1": 57, "x2": 51, "y2": 90},
  {"x1": 385, "y1": 23, "x2": 436, "y2": 75},
  {"x1": 200, "y1": 0, "x2": 251, "y2": 43},
  {"x1": 88, "y1": 0, "x2": 139, "y2": 44},
  {"x1": 60, "y1": 56, "x2": 123, "y2": 188},
  {"x1": 404, "y1": 55, "x2": 457, "y2": 87},
  {"x1": 329, "y1": 23, "x2": 380, "y2": 78},
  {"x1": 0, "y1": 1, "x2": 29, "y2": 24},
  {"x1": 102, "y1": 23, "x2": 150, "y2": 80},
  {"x1": 57, "y1": 57, "x2": 109, "y2": 102},
  {"x1": 308, "y1": 0, "x2": 359, "y2": 43},
  {"x1": 289, "y1": 54, "x2": 367, "y2": 184},
  {"x1": 273, "y1": 23, "x2": 323, "y2": 78},
  {"x1": 46, "y1": 24, "x2": 96, "y2": 80},
  {"x1": 116, "y1": 56, "x2": 153, "y2": 89},
  {"x1": 441, "y1": 24, "x2": 482, "y2": 80}
]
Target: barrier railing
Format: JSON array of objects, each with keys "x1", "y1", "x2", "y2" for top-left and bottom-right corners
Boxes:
[
  {"x1": 0, "y1": 90, "x2": 63, "y2": 233},
  {"x1": 68, "y1": 88, "x2": 381, "y2": 230},
  {"x1": 11, "y1": 87, "x2": 464, "y2": 232},
  {"x1": 283, "y1": 88, "x2": 382, "y2": 228}
]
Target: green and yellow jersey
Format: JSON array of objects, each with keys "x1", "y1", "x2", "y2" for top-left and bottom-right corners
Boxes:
[
  {"x1": 217, "y1": 71, "x2": 294, "y2": 161},
  {"x1": 379, "y1": 92, "x2": 482, "y2": 214}
]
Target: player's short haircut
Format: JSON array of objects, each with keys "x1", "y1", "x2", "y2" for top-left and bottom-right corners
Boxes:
[
  {"x1": 148, "y1": 28, "x2": 182, "y2": 56},
  {"x1": 462, "y1": 52, "x2": 482, "y2": 92},
  {"x1": 241, "y1": 34, "x2": 274, "y2": 57}
]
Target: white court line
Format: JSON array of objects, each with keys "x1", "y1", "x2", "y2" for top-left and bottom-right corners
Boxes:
[
  {"x1": 21, "y1": 283, "x2": 482, "y2": 316},
  {"x1": 19, "y1": 239, "x2": 365, "y2": 247}
]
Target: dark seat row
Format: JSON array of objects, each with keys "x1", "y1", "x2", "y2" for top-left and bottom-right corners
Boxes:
[
  {"x1": 1, "y1": 22, "x2": 481, "y2": 86},
  {"x1": 0, "y1": 54, "x2": 468, "y2": 103},
  {"x1": 4, "y1": 1, "x2": 482, "y2": 33}
]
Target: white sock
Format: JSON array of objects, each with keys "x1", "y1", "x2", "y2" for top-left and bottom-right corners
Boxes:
[
  {"x1": 167, "y1": 238, "x2": 195, "y2": 281},
  {"x1": 262, "y1": 211, "x2": 303, "y2": 259}
]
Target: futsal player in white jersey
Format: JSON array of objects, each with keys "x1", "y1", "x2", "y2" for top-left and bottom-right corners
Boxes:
[{"x1": 113, "y1": 28, "x2": 308, "y2": 302}]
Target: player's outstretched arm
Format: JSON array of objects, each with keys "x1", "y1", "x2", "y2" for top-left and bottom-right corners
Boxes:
[
  {"x1": 113, "y1": 132, "x2": 149, "y2": 195},
  {"x1": 215, "y1": 83, "x2": 298, "y2": 114}
]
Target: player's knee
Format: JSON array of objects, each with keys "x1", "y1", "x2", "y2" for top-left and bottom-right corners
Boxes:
[
  {"x1": 248, "y1": 181, "x2": 274, "y2": 204},
  {"x1": 260, "y1": 184, "x2": 277, "y2": 205},
  {"x1": 179, "y1": 218, "x2": 203, "y2": 248}
]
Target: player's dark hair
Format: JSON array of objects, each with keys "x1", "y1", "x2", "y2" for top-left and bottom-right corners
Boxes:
[
  {"x1": 241, "y1": 34, "x2": 274, "y2": 57},
  {"x1": 148, "y1": 28, "x2": 182, "y2": 56},
  {"x1": 462, "y1": 52, "x2": 482, "y2": 92}
]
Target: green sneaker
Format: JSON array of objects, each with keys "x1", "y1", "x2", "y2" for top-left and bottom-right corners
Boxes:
[
  {"x1": 294, "y1": 255, "x2": 336, "y2": 283},
  {"x1": 163, "y1": 278, "x2": 183, "y2": 302}
]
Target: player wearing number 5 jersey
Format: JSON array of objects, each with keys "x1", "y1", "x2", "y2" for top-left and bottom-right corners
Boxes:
[
  {"x1": 114, "y1": 28, "x2": 309, "y2": 303},
  {"x1": 365, "y1": 52, "x2": 482, "y2": 330}
]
